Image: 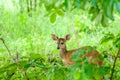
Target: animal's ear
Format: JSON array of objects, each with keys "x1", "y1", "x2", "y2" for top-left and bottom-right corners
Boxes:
[
  {"x1": 51, "y1": 34, "x2": 58, "y2": 41},
  {"x1": 65, "y1": 34, "x2": 70, "y2": 41}
]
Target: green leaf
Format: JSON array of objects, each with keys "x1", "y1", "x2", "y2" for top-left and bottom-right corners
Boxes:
[
  {"x1": 89, "y1": 7, "x2": 100, "y2": 22},
  {"x1": 54, "y1": 68, "x2": 65, "y2": 80},
  {"x1": 44, "y1": 2, "x2": 55, "y2": 11},
  {"x1": 64, "y1": 0, "x2": 69, "y2": 10},
  {"x1": 95, "y1": 12, "x2": 103, "y2": 25},
  {"x1": 101, "y1": 15, "x2": 108, "y2": 27},
  {"x1": 57, "y1": 10, "x2": 64, "y2": 17},
  {"x1": 0, "y1": 48, "x2": 6, "y2": 52},
  {"x1": 90, "y1": 0, "x2": 97, "y2": 8},
  {"x1": 74, "y1": 70, "x2": 80, "y2": 80},
  {"x1": 17, "y1": 60, "x2": 30, "y2": 69},
  {"x1": 74, "y1": 0, "x2": 80, "y2": 8},
  {"x1": 71, "y1": 46, "x2": 94, "y2": 61},
  {"x1": 71, "y1": 49, "x2": 84, "y2": 61},
  {"x1": 83, "y1": 64, "x2": 94, "y2": 78},
  {"x1": 113, "y1": 33, "x2": 120, "y2": 48},
  {"x1": 30, "y1": 54, "x2": 40, "y2": 60},
  {"x1": 114, "y1": 1, "x2": 120, "y2": 13},
  {"x1": 97, "y1": 66, "x2": 110, "y2": 76},
  {"x1": 35, "y1": 62, "x2": 46, "y2": 68},
  {"x1": 6, "y1": 67, "x2": 17, "y2": 79},
  {"x1": 24, "y1": 63, "x2": 32, "y2": 69},
  {"x1": 100, "y1": 32, "x2": 115, "y2": 44},
  {"x1": 0, "y1": 57, "x2": 4, "y2": 60},
  {"x1": 106, "y1": 0, "x2": 114, "y2": 20},
  {"x1": 0, "y1": 63, "x2": 17, "y2": 73},
  {"x1": 50, "y1": 12, "x2": 56, "y2": 23}
]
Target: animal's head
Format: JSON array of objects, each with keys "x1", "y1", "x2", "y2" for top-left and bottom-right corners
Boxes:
[{"x1": 51, "y1": 34, "x2": 70, "y2": 49}]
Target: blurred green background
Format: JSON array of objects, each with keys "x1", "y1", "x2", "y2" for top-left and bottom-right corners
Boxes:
[{"x1": 0, "y1": 0, "x2": 120, "y2": 80}]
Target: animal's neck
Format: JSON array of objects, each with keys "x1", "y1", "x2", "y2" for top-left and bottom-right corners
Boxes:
[{"x1": 59, "y1": 48, "x2": 67, "y2": 58}]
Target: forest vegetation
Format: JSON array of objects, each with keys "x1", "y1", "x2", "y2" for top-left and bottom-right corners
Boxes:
[{"x1": 0, "y1": 0, "x2": 120, "y2": 80}]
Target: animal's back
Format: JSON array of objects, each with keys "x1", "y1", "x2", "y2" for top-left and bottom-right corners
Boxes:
[{"x1": 65, "y1": 46, "x2": 103, "y2": 66}]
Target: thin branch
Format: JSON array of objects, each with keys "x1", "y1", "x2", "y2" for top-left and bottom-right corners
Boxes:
[
  {"x1": 110, "y1": 48, "x2": 120, "y2": 80},
  {"x1": 0, "y1": 38, "x2": 12, "y2": 57},
  {"x1": 0, "y1": 38, "x2": 29, "y2": 80}
]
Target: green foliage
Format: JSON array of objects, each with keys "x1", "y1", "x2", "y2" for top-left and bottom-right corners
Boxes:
[
  {"x1": 50, "y1": 12, "x2": 57, "y2": 23},
  {"x1": 101, "y1": 32, "x2": 120, "y2": 48},
  {"x1": 68, "y1": 47, "x2": 111, "y2": 80},
  {"x1": 42, "y1": 0, "x2": 120, "y2": 26},
  {"x1": 0, "y1": 0, "x2": 120, "y2": 80}
]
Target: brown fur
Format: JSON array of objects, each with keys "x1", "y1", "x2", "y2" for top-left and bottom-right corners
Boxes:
[{"x1": 51, "y1": 34, "x2": 103, "y2": 66}]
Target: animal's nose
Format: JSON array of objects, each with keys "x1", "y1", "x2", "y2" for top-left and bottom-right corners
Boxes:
[{"x1": 57, "y1": 46, "x2": 60, "y2": 49}]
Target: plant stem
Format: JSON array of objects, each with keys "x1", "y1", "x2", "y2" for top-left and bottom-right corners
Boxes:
[
  {"x1": 24, "y1": 70, "x2": 29, "y2": 80},
  {"x1": 110, "y1": 48, "x2": 120, "y2": 80},
  {"x1": 0, "y1": 38, "x2": 12, "y2": 57}
]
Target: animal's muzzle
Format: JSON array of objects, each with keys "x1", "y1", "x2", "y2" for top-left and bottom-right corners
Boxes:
[{"x1": 57, "y1": 46, "x2": 60, "y2": 49}]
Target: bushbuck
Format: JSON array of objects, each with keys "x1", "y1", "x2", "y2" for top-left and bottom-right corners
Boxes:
[{"x1": 51, "y1": 34, "x2": 103, "y2": 66}]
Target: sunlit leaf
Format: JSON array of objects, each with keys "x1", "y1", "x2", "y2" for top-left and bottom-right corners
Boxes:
[
  {"x1": 74, "y1": 70, "x2": 80, "y2": 80},
  {"x1": 50, "y1": 12, "x2": 56, "y2": 23},
  {"x1": 100, "y1": 32, "x2": 115, "y2": 44},
  {"x1": 30, "y1": 54, "x2": 40, "y2": 60},
  {"x1": 0, "y1": 48, "x2": 6, "y2": 52},
  {"x1": 35, "y1": 62, "x2": 46, "y2": 68},
  {"x1": 57, "y1": 10, "x2": 64, "y2": 16},
  {"x1": 0, "y1": 63, "x2": 17, "y2": 73},
  {"x1": 113, "y1": 33, "x2": 120, "y2": 48}
]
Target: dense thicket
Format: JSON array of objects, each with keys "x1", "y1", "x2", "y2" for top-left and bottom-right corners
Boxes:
[{"x1": 0, "y1": 0, "x2": 120, "y2": 80}]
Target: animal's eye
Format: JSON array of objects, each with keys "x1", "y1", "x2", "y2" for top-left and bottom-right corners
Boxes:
[{"x1": 61, "y1": 43, "x2": 64, "y2": 44}]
